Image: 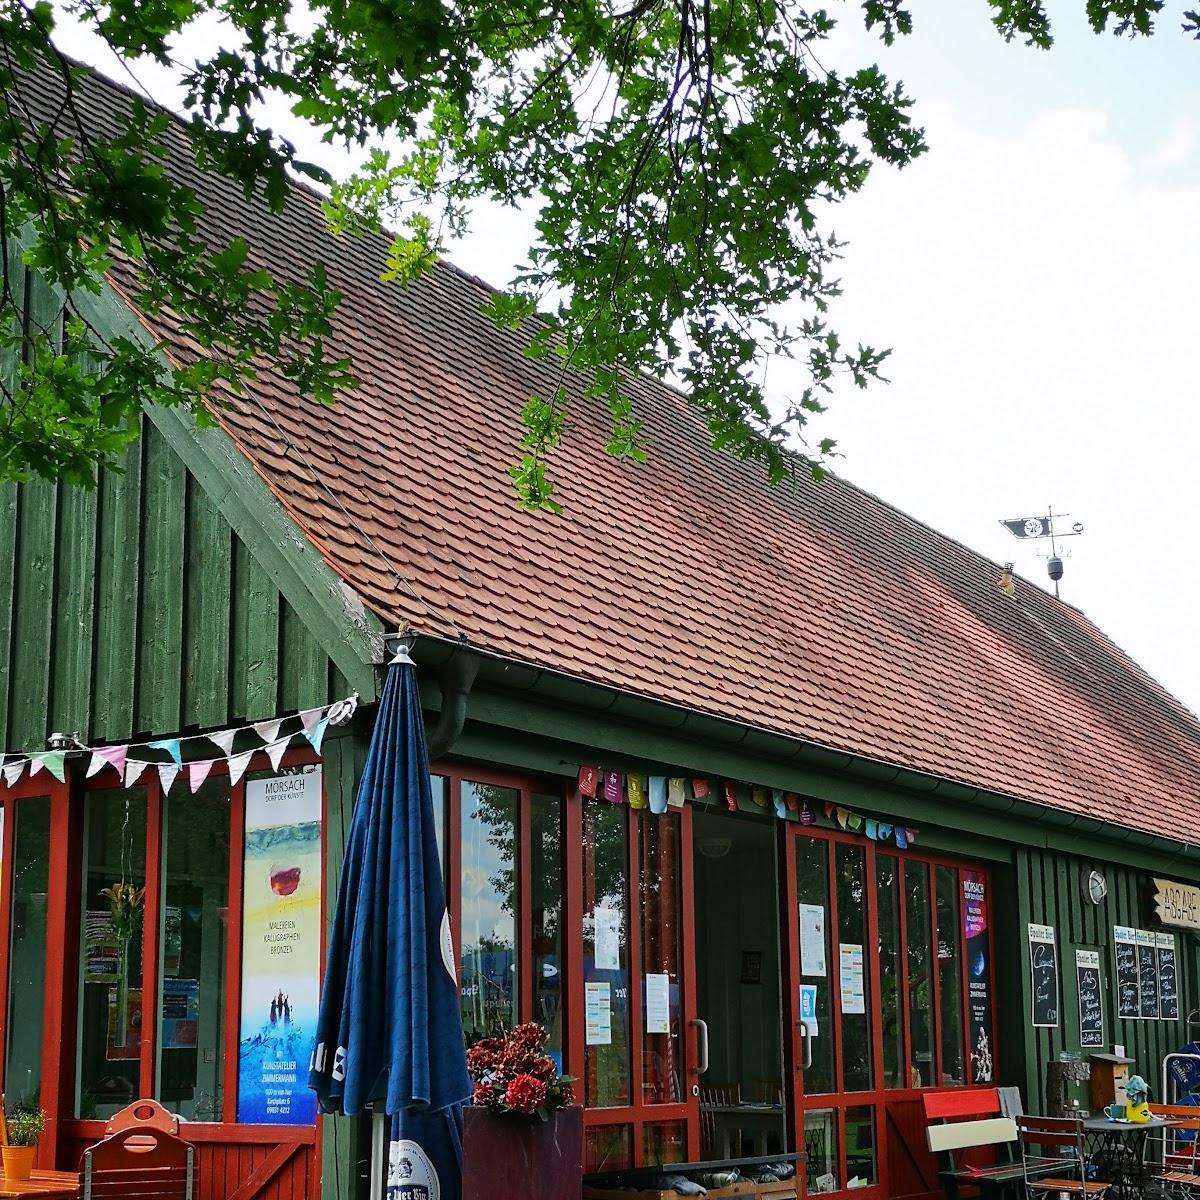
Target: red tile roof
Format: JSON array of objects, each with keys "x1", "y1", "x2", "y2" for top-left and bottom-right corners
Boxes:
[{"x1": 49, "y1": 65, "x2": 1200, "y2": 844}]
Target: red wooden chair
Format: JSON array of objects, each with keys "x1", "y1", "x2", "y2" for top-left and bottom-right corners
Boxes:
[{"x1": 81, "y1": 1100, "x2": 195, "y2": 1200}]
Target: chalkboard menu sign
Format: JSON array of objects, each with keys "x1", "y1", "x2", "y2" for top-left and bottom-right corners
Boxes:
[
  {"x1": 1114, "y1": 926, "x2": 1139, "y2": 1019},
  {"x1": 1157, "y1": 932, "x2": 1180, "y2": 1021},
  {"x1": 1076, "y1": 949, "x2": 1104, "y2": 1048},
  {"x1": 1137, "y1": 929, "x2": 1159, "y2": 1018},
  {"x1": 1029, "y1": 923, "x2": 1059, "y2": 1028}
]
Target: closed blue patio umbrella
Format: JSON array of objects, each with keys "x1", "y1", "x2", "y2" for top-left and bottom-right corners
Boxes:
[{"x1": 309, "y1": 645, "x2": 471, "y2": 1200}]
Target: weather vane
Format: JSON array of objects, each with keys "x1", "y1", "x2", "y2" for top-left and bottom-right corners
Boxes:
[{"x1": 999, "y1": 506, "x2": 1084, "y2": 599}]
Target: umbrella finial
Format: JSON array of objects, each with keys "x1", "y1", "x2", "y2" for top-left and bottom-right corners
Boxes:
[{"x1": 388, "y1": 631, "x2": 416, "y2": 665}]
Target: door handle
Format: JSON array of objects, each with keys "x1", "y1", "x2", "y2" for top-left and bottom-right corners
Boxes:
[
  {"x1": 798, "y1": 1020, "x2": 813, "y2": 1071},
  {"x1": 692, "y1": 1018, "x2": 709, "y2": 1075}
]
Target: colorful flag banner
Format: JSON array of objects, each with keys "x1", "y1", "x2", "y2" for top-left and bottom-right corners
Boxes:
[
  {"x1": 847, "y1": 812, "x2": 863, "y2": 832},
  {"x1": 894, "y1": 827, "x2": 908, "y2": 849},
  {"x1": 627, "y1": 775, "x2": 648, "y2": 809},
  {"x1": 229, "y1": 750, "x2": 255, "y2": 788},
  {"x1": 158, "y1": 762, "x2": 181, "y2": 793},
  {"x1": 578, "y1": 766, "x2": 599, "y2": 798},
  {"x1": 87, "y1": 745, "x2": 127, "y2": 779},
  {"x1": 648, "y1": 776, "x2": 668, "y2": 815},
  {"x1": 800, "y1": 801, "x2": 815, "y2": 826},
  {"x1": 784, "y1": 793, "x2": 799, "y2": 813},
  {"x1": 722, "y1": 781, "x2": 739, "y2": 813},
  {"x1": 771, "y1": 789, "x2": 787, "y2": 819},
  {"x1": 692, "y1": 779, "x2": 710, "y2": 800},
  {"x1": 299, "y1": 708, "x2": 324, "y2": 738},
  {"x1": 188, "y1": 759, "x2": 215, "y2": 794},
  {"x1": 2, "y1": 760, "x2": 25, "y2": 787},
  {"x1": 254, "y1": 719, "x2": 283, "y2": 745},
  {"x1": 306, "y1": 718, "x2": 329, "y2": 754},
  {"x1": 835, "y1": 807, "x2": 849, "y2": 829},
  {"x1": 906, "y1": 828, "x2": 918, "y2": 845},
  {"x1": 125, "y1": 759, "x2": 148, "y2": 787},
  {"x1": 751, "y1": 786, "x2": 768, "y2": 808},
  {"x1": 603, "y1": 771, "x2": 624, "y2": 804},
  {"x1": 209, "y1": 729, "x2": 238, "y2": 756},
  {"x1": 865, "y1": 819, "x2": 878, "y2": 840},
  {"x1": 149, "y1": 738, "x2": 182, "y2": 766},
  {"x1": 667, "y1": 778, "x2": 686, "y2": 808}
]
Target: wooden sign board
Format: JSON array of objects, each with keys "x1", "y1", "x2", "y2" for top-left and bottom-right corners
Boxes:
[{"x1": 1153, "y1": 878, "x2": 1200, "y2": 929}]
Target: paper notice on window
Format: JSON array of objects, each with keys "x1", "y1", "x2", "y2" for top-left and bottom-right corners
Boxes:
[
  {"x1": 646, "y1": 973, "x2": 671, "y2": 1035},
  {"x1": 800, "y1": 903, "x2": 827, "y2": 977},
  {"x1": 839, "y1": 943, "x2": 865, "y2": 1014},
  {"x1": 594, "y1": 906, "x2": 621, "y2": 970},
  {"x1": 585, "y1": 981, "x2": 612, "y2": 1045},
  {"x1": 799, "y1": 983, "x2": 819, "y2": 1037}
]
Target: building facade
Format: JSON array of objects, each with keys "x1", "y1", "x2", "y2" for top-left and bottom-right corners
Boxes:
[{"x1": 3, "y1": 61, "x2": 1200, "y2": 1200}]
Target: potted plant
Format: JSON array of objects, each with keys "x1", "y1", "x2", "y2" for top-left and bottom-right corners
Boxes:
[
  {"x1": 3, "y1": 1106, "x2": 44, "y2": 1180},
  {"x1": 462, "y1": 1023, "x2": 581, "y2": 1200}
]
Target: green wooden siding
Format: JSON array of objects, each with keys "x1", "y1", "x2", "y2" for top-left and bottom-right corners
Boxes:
[
  {"x1": 0, "y1": 417, "x2": 348, "y2": 751},
  {"x1": 1001, "y1": 846, "x2": 1197, "y2": 1109}
]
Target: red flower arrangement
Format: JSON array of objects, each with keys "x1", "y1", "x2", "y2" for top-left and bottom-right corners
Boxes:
[{"x1": 466, "y1": 1023, "x2": 574, "y2": 1120}]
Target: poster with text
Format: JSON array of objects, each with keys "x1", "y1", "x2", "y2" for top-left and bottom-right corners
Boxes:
[
  {"x1": 962, "y1": 871, "x2": 994, "y2": 1081},
  {"x1": 1028, "y1": 924, "x2": 1059, "y2": 1028},
  {"x1": 237, "y1": 766, "x2": 322, "y2": 1125},
  {"x1": 1075, "y1": 950, "x2": 1104, "y2": 1048}
]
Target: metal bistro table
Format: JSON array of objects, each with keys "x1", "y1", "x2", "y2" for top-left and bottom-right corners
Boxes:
[{"x1": 1082, "y1": 1116, "x2": 1170, "y2": 1200}]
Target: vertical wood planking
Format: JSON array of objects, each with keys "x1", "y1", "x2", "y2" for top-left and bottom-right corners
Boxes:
[
  {"x1": 0, "y1": 483, "x2": 18, "y2": 746},
  {"x1": 93, "y1": 436, "x2": 144, "y2": 741},
  {"x1": 279, "y1": 598, "x2": 327, "y2": 714},
  {"x1": 136, "y1": 423, "x2": 186, "y2": 732},
  {"x1": 183, "y1": 476, "x2": 232, "y2": 729},
  {"x1": 230, "y1": 536, "x2": 280, "y2": 721},
  {"x1": 51, "y1": 482, "x2": 98, "y2": 736},
  {"x1": 9, "y1": 477, "x2": 58, "y2": 749}
]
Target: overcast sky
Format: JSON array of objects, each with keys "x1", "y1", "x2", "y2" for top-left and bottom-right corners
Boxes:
[{"x1": 58, "y1": 5, "x2": 1200, "y2": 711}]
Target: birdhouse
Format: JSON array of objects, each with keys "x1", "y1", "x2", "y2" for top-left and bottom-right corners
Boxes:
[{"x1": 1089, "y1": 1052, "x2": 1135, "y2": 1111}]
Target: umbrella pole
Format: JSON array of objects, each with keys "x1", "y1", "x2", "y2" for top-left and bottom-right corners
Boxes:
[{"x1": 370, "y1": 1108, "x2": 387, "y2": 1200}]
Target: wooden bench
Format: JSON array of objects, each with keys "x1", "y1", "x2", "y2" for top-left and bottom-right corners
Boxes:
[{"x1": 924, "y1": 1089, "x2": 1056, "y2": 1200}]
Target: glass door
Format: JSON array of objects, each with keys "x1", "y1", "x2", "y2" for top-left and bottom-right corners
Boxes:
[{"x1": 783, "y1": 829, "x2": 884, "y2": 1200}]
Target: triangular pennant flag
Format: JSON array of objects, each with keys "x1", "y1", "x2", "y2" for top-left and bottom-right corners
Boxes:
[
  {"x1": 603, "y1": 771, "x2": 624, "y2": 804},
  {"x1": 648, "y1": 776, "x2": 668, "y2": 815},
  {"x1": 865, "y1": 819, "x2": 879, "y2": 841},
  {"x1": 306, "y1": 718, "x2": 329, "y2": 754},
  {"x1": 835, "y1": 806, "x2": 849, "y2": 830},
  {"x1": 577, "y1": 766, "x2": 599, "y2": 799},
  {"x1": 722, "y1": 781, "x2": 739, "y2": 813},
  {"x1": 906, "y1": 828, "x2": 918, "y2": 845},
  {"x1": 823, "y1": 801, "x2": 836, "y2": 819},
  {"x1": 772, "y1": 789, "x2": 787, "y2": 819},
  {"x1": 188, "y1": 759, "x2": 215, "y2": 794},
  {"x1": 209, "y1": 729, "x2": 237, "y2": 757},
  {"x1": 784, "y1": 792, "x2": 799, "y2": 813},
  {"x1": 158, "y1": 761, "x2": 181, "y2": 794},
  {"x1": 894, "y1": 827, "x2": 908, "y2": 849},
  {"x1": 847, "y1": 812, "x2": 863, "y2": 832},
  {"x1": 300, "y1": 707, "x2": 324, "y2": 738},
  {"x1": 2, "y1": 759, "x2": 26, "y2": 787},
  {"x1": 30, "y1": 752, "x2": 66, "y2": 782},
  {"x1": 266, "y1": 737, "x2": 289, "y2": 771},
  {"x1": 228, "y1": 749, "x2": 255, "y2": 788},
  {"x1": 254, "y1": 719, "x2": 283, "y2": 745},
  {"x1": 124, "y1": 759, "x2": 149, "y2": 787},
  {"x1": 800, "y1": 801, "x2": 816, "y2": 826},
  {"x1": 692, "y1": 779, "x2": 710, "y2": 801},
  {"x1": 149, "y1": 738, "x2": 182, "y2": 766},
  {"x1": 87, "y1": 745, "x2": 127, "y2": 779},
  {"x1": 751, "y1": 786, "x2": 768, "y2": 808},
  {"x1": 627, "y1": 775, "x2": 648, "y2": 809},
  {"x1": 667, "y1": 778, "x2": 686, "y2": 808}
]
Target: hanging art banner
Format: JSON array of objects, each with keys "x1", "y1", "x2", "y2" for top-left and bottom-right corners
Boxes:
[
  {"x1": 1076, "y1": 950, "x2": 1104, "y2": 1048},
  {"x1": 962, "y1": 870, "x2": 994, "y2": 1082},
  {"x1": 237, "y1": 765, "x2": 323, "y2": 1124},
  {"x1": 1028, "y1": 924, "x2": 1059, "y2": 1028}
]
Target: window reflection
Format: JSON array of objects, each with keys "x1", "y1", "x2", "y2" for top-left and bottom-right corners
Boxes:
[
  {"x1": 640, "y1": 817, "x2": 681, "y2": 1105},
  {"x1": 936, "y1": 866, "x2": 965, "y2": 1085},
  {"x1": 795, "y1": 837, "x2": 832, "y2": 1094},
  {"x1": 459, "y1": 783, "x2": 518, "y2": 1039},
  {"x1": 906, "y1": 862, "x2": 935, "y2": 1088},
  {"x1": 531, "y1": 795, "x2": 563, "y2": 1070},
  {"x1": 876, "y1": 855, "x2": 904, "y2": 1089},
  {"x1": 837, "y1": 845, "x2": 871, "y2": 1092}
]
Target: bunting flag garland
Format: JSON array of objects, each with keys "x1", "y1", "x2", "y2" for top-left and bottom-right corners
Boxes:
[
  {"x1": 824, "y1": 801, "x2": 836, "y2": 820},
  {"x1": 578, "y1": 766, "x2": 599, "y2": 798},
  {"x1": 865, "y1": 819, "x2": 878, "y2": 840},
  {"x1": 906, "y1": 828, "x2": 918, "y2": 845},
  {"x1": 627, "y1": 775, "x2": 648, "y2": 809},
  {"x1": 188, "y1": 759, "x2": 215, "y2": 794},
  {"x1": 751, "y1": 786, "x2": 768, "y2": 808},
  {"x1": 847, "y1": 812, "x2": 863, "y2": 832},
  {"x1": 229, "y1": 749, "x2": 254, "y2": 788},
  {"x1": 771, "y1": 789, "x2": 787, "y2": 819},
  {"x1": 784, "y1": 792, "x2": 799, "y2": 813},
  {"x1": 667, "y1": 778, "x2": 686, "y2": 808},
  {"x1": 800, "y1": 801, "x2": 816, "y2": 826},
  {"x1": 835, "y1": 806, "x2": 849, "y2": 830},
  {"x1": 0, "y1": 693, "x2": 355, "y2": 796},
  {"x1": 894, "y1": 827, "x2": 908, "y2": 849},
  {"x1": 149, "y1": 738, "x2": 182, "y2": 766},
  {"x1": 209, "y1": 729, "x2": 237, "y2": 757},
  {"x1": 692, "y1": 779, "x2": 710, "y2": 800},
  {"x1": 87, "y1": 745, "x2": 127, "y2": 779}
]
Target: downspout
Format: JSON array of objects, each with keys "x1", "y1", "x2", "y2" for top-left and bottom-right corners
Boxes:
[{"x1": 426, "y1": 649, "x2": 481, "y2": 759}]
